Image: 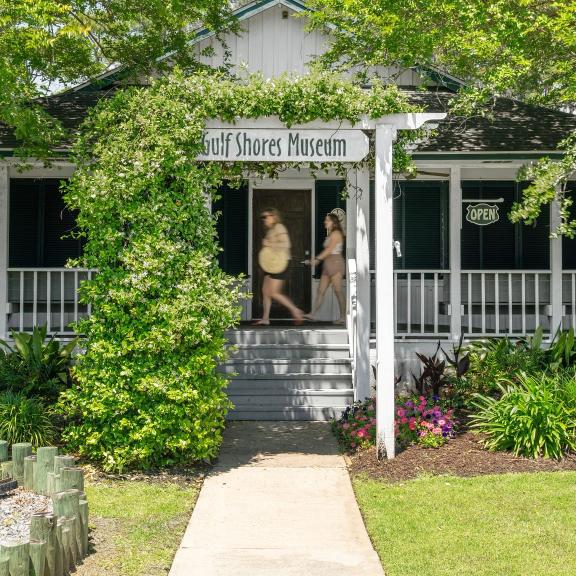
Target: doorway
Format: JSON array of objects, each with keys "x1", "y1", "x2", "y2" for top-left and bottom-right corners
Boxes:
[{"x1": 252, "y1": 189, "x2": 312, "y2": 319}]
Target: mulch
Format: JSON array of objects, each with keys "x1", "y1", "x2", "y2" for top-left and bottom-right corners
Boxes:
[{"x1": 348, "y1": 432, "x2": 576, "y2": 483}]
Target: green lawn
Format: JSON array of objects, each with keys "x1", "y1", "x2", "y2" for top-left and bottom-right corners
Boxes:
[
  {"x1": 354, "y1": 472, "x2": 576, "y2": 576},
  {"x1": 79, "y1": 479, "x2": 199, "y2": 576}
]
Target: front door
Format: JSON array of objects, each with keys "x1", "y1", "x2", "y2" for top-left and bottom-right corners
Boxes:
[{"x1": 253, "y1": 190, "x2": 312, "y2": 319}]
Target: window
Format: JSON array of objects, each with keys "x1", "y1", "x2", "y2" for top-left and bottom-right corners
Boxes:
[
  {"x1": 9, "y1": 179, "x2": 83, "y2": 268},
  {"x1": 461, "y1": 181, "x2": 549, "y2": 270}
]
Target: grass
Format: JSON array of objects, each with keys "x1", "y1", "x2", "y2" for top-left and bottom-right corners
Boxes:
[
  {"x1": 354, "y1": 472, "x2": 576, "y2": 576},
  {"x1": 80, "y1": 479, "x2": 199, "y2": 576}
]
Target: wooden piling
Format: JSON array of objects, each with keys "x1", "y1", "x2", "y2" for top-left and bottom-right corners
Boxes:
[
  {"x1": 53, "y1": 457, "x2": 75, "y2": 477},
  {"x1": 57, "y1": 468, "x2": 84, "y2": 493},
  {"x1": 0, "y1": 440, "x2": 8, "y2": 463},
  {"x1": 0, "y1": 558, "x2": 8, "y2": 576},
  {"x1": 30, "y1": 513, "x2": 58, "y2": 576},
  {"x1": 78, "y1": 499, "x2": 89, "y2": 556},
  {"x1": 12, "y1": 443, "x2": 32, "y2": 484},
  {"x1": 35, "y1": 447, "x2": 58, "y2": 495},
  {"x1": 1, "y1": 461, "x2": 13, "y2": 480},
  {"x1": 24, "y1": 456, "x2": 36, "y2": 490},
  {"x1": 29, "y1": 541, "x2": 47, "y2": 576},
  {"x1": 0, "y1": 543, "x2": 29, "y2": 576}
]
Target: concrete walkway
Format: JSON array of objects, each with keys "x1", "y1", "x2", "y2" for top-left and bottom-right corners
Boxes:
[{"x1": 169, "y1": 422, "x2": 384, "y2": 576}]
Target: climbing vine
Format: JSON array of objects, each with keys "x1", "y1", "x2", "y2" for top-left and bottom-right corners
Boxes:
[{"x1": 59, "y1": 71, "x2": 419, "y2": 471}]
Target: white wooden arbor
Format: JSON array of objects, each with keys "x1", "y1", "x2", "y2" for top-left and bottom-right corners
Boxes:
[{"x1": 203, "y1": 113, "x2": 446, "y2": 458}]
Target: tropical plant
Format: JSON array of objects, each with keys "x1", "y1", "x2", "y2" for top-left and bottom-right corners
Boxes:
[
  {"x1": 546, "y1": 327, "x2": 576, "y2": 370},
  {"x1": 0, "y1": 326, "x2": 78, "y2": 402},
  {"x1": 0, "y1": 392, "x2": 55, "y2": 446},
  {"x1": 470, "y1": 372, "x2": 576, "y2": 460}
]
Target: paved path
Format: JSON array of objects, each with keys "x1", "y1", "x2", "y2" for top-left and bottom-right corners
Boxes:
[{"x1": 169, "y1": 422, "x2": 385, "y2": 576}]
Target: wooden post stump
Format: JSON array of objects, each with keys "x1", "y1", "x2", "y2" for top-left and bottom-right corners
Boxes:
[
  {"x1": 12, "y1": 443, "x2": 32, "y2": 484},
  {"x1": 0, "y1": 441, "x2": 8, "y2": 463},
  {"x1": 0, "y1": 557, "x2": 8, "y2": 576},
  {"x1": 35, "y1": 447, "x2": 58, "y2": 495},
  {"x1": 29, "y1": 541, "x2": 47, "y2": 576},
  {"x1": 0, "y1": 543, "x2": 29, "y2": 576},
  {"x1": 1, "y1": 461, "x2": 13, "y2": 480},
  {"x1": 78, "y1": 500, "x2": 89, "y2": 556},
  {"x1": 53, "y1": 457, "x2": 75, "y2": 477},
  {"x1": 24, "y1": 456, "x2": 36, "y2": 491},
  {"x1": 57, "y1": 469, "x2": 84, "y2": 493},
  {"x1": 30, "y1": 513, "x2": 58, "y2": 576}
]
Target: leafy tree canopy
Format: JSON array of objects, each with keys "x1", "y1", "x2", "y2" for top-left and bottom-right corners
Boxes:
[
  {"x1": 0, "y1": 0, "x2": 234, "y2": 157},
  {"x1": 307, "y1": 0, "x2": 576, "y2": 234}
]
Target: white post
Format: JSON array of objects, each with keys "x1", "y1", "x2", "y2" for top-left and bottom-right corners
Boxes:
[
  {"x1": 449, "y1": 166, "x2": 462, "y2": 340},
  {"x1": 375, "y1": 125, "x2": 396, "y2": 459},
  {"x1": 550, "y1": 194, "x2": 563, "y2": 335},
  {"x1": 0, "y1": 165, "x2": 8, "y2": 339},
  {"x1": 355, "y1": 167, "x2": 371, "y2": 400}
]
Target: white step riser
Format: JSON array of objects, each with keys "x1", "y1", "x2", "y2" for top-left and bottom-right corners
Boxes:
[
  {"x1": 220, "y1": 362, "x2": 352, "y2": 376},
  {"x1": 226, "y1": 329, "x2": 348, "y2": 346},
  {"x1": 227, "y1": 378, "x2": 352, "y2": 392},
  {"x1": 227, "y1": 407, "x2": 345, "y2": 421},
  {"x1": 229, "y1": 346, "x2": 350, "y2": 360},
  {"x1": 229, "y1": 393, "x2": 353, "y2": 408}
]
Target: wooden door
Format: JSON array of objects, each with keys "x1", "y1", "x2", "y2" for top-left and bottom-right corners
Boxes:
[{"x1": 253, "y1": 190, "x2": 312, "y2": 319}]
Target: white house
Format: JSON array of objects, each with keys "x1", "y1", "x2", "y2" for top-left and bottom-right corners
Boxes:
[{"x1": 1, "y1": 0, "x2": 575, "y2": 422}]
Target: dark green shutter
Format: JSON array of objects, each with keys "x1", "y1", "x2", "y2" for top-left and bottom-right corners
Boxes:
[
  {"x1": 462, "y1": 181, "x2": 549, "y2": 270},
  {"x1": 9, "y1": 179, "x2": 81, "y2": 268},
  {"x1": 562, "y1": 184, "x2": 576, "y2": 268},
  {"x1": 213, "y1": 182, "x2": 248, "y2": 275},
  {"x1": 315, "y1": 180, "x2": 346, "y2": 277},
  {"x1": 374, "y1": 180, "x2": 448, "y2": 270}
]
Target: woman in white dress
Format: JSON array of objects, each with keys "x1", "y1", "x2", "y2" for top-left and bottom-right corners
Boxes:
[{"x1": 304, "y1": 213, "x2": 346, "y2": 324}]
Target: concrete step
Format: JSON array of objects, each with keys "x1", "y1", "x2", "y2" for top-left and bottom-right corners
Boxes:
[
  {"x1": 219, "y1": 358, "x2": 352, "y2": 376},
  {"x1": 227, "y1": 375, "x2": 352, "y2": 392},
  {"x1": 227, "y1": 406, "x2": 346, "y2": 421},
  {"x1": 229, "y1": 344, "x2": 350, "y2": 360},
  {"x1": 226, "y1": 328, "x2": 348, "y2": 346}
]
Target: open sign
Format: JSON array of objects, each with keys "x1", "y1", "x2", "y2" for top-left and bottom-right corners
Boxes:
[{"x1": 466, "y1": 203, "x2": 500, "y2": 226}]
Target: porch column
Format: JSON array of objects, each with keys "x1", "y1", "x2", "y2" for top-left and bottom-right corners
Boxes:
[
  {"x1": 374, "y1": 125, "x2": 396, "y2": 459},
  {"x1": 0, "y1": 165, "x2": 7, "y2": 339},
  {"x1": 550, "y1": 194, "x2": 563, "y2": 334},
  {"x1": 449, "y1": 166, "x2": 462, "y2": 340},
  {"x1": 355, "y1": 167, "x2": 371, "y2": 401}
]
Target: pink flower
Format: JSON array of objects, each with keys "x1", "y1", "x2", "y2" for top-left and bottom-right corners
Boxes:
[
  {"x1": 342, "y1": 423, "x2": 350, "y2": 430},
  {"x1": 401, "y1": 417, "x2": 408, "y2": 424},
  {"x1": 432, "y1": 427, "x2": 442, "y2": 435},
  {"x1": 408, "y1": 417, "x2": 416, "y2": 431},
  {"x1": 357, "y1": 429, "x2": 367, "y2": 438},
  {"x1": 438, "y1": 419, "x2": 446, "y2": 426},
  {"x1": 396, "y1": 408, "x2": 406, "y2": 418}
]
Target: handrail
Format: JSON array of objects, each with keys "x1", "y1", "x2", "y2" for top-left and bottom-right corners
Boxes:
[{"x1": 347, "y1": 258, "x2": 357, "y2": 390}]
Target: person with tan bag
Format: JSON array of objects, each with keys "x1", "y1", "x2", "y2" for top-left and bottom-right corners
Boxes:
[{"x1": 253, "y1": 208, "x2": 304, "y2": 326}]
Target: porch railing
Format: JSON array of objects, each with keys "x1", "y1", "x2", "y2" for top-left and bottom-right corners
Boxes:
[
  {"x1": 461, "y1": 271, "x2": 552, "y2": 337},
  {"x1": 7, "y1": 268, "x2": 96, "y2": 335},
  {"x1": 390, "y1": 270, "x2": 451, "y2": 338},
  {"x1": 4, "y1": 267, "x2": 570, "y2": 340}
]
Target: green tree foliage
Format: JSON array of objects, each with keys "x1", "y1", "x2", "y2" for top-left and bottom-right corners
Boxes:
[
  {"x1": 306, "y1": 0, "x2": 576, "y2": 233},
  {"x1": 0, "y1": 0, "x2": 234, "y2": 156},
  {"x1": 59, "y1": 71, "x2": 414, "y2": 471}
]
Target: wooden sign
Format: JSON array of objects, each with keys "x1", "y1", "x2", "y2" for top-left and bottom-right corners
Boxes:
[
  {"x1": 198, "y1": 128, "x2": 369, "y2": 162},
  {"x1": 466, "y1": 203, "x2": 500, "y2": 226}
]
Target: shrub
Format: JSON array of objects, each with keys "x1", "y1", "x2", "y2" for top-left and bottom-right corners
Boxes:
[
  {"x1": 0, "y1": 326, "x2": 77, "y2": 402},
  {"x1": 470, "y1": 371, "x2": 576, "y2": 459},
  {"x1": 0, "y1": 392, "x2": 55, "y2": 446},
  {"x1": 395, "y1": 395, "x2": 457, "y2": 449},
  {"x1": 456, "y1": 335, "x2": 546, "y2": 406},
  {"x1": 332, "y1": 397, "x2": 376, "y2": 450}
]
